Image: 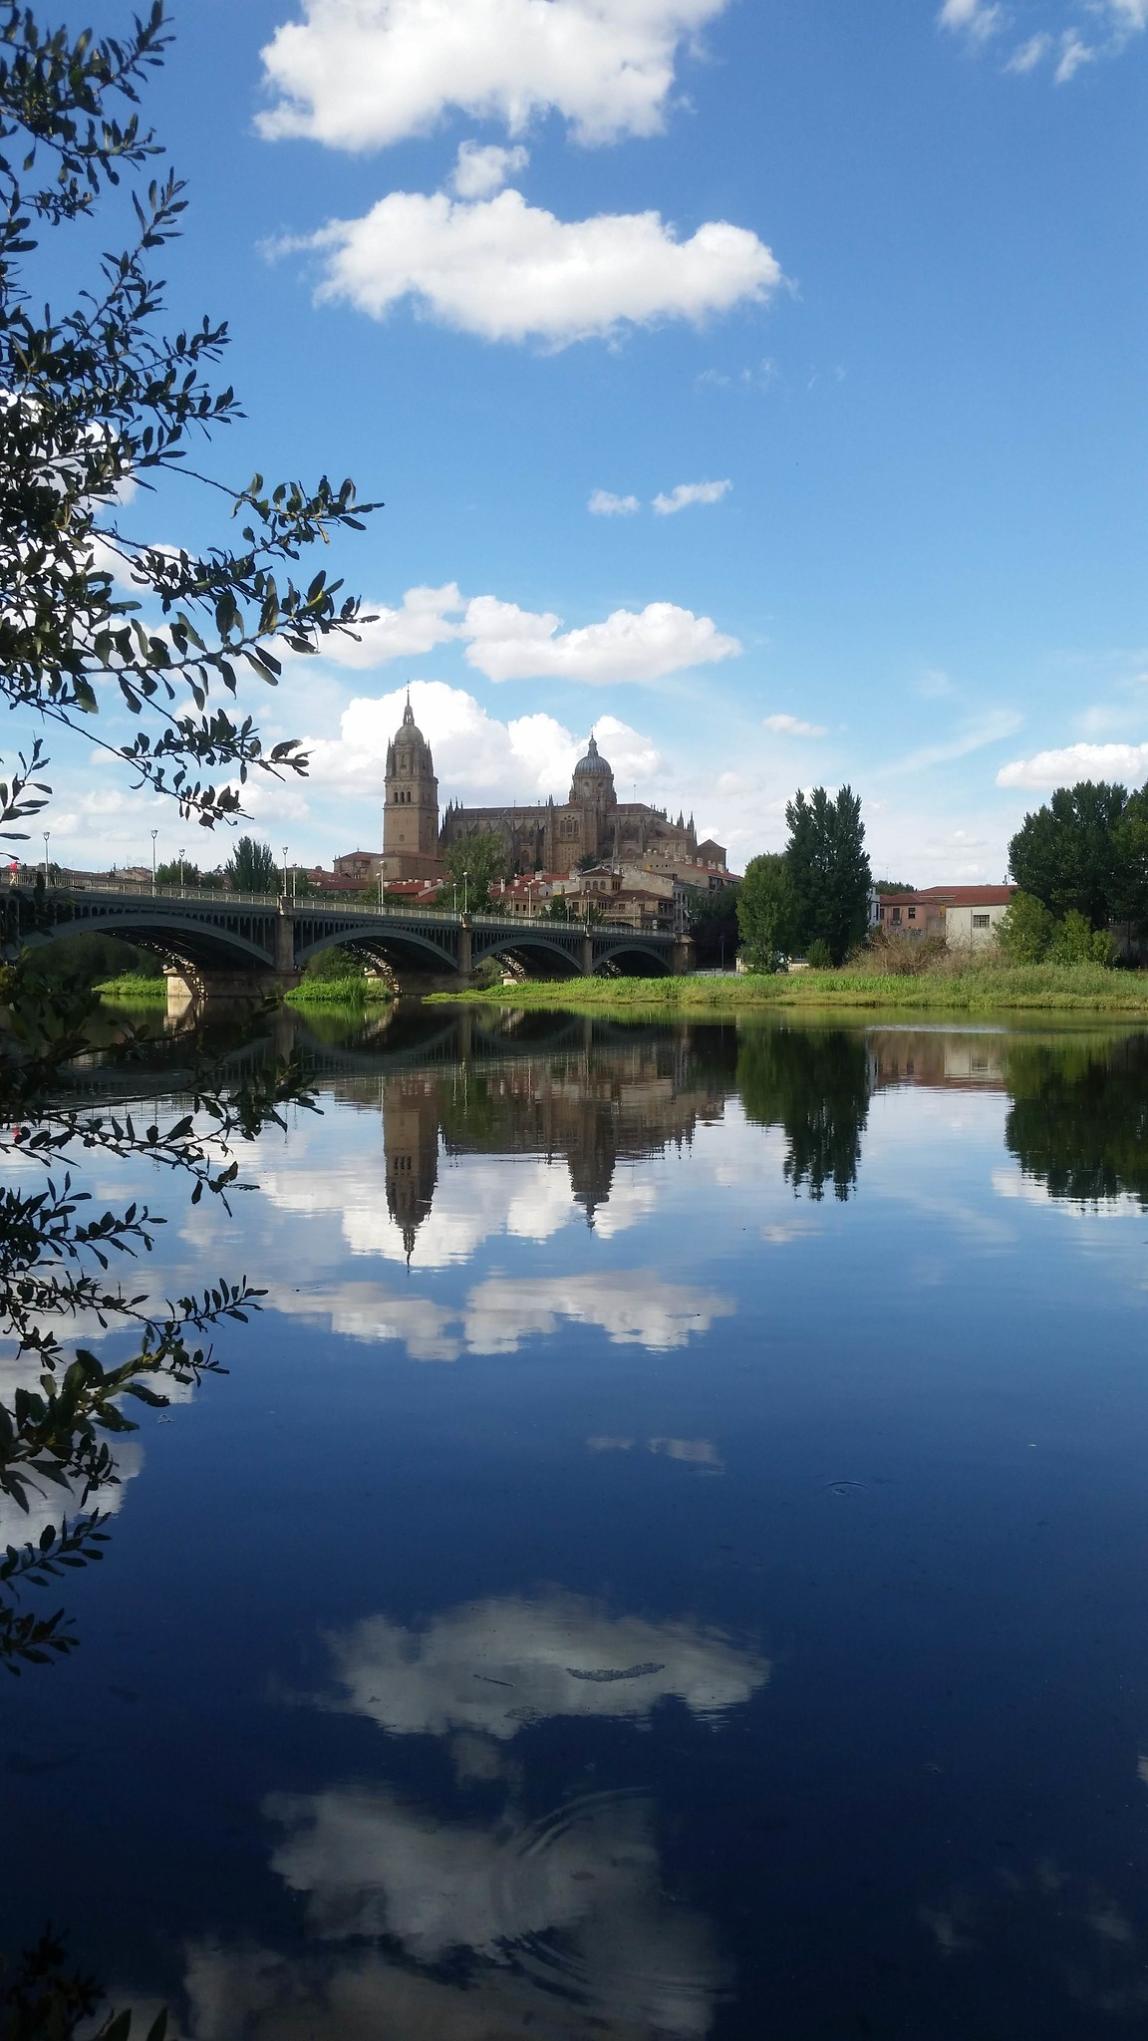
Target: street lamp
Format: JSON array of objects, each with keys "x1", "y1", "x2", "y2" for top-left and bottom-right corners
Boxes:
[
  {"x1": 282, "y1": 844, "x2": 289, "y2": 897},
  {"x1": 150, "y1": 827, "x2": 158, "y2": 894},
  {"x1": 178, "y1": 845, "x2": 185, "y2": 893},
  {"x1": 42, "y1": 830, "x2": 50, "y2": 883},
  {"x1": 462, "y1": 868, "x2": 469, "y2": 916}
]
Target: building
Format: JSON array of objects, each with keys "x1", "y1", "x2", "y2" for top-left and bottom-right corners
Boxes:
[
  {"x1": 872, "y1": 884, "x2": 1015, "y2": 946},
  {"x1": 381, "y1": 697, "x2": 726, "y2": 885},
  {"x1": 334, "y1": 850, "x2": 384, "y2": 884}
]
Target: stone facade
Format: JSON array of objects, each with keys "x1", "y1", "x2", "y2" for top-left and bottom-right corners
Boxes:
[{"x1": 382, "y1": 704, "x2": 723, "y2": 883}]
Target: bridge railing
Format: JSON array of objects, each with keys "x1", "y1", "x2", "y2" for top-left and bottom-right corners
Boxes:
[{"x1": 31, "y1": 879, "x2": 676, "y2": 939}]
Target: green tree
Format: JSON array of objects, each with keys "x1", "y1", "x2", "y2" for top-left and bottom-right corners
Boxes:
[
  {"x1": 997, "y1": 889, "x2": 1056, "y2": 963},
  {"x1": 443, "y1": 831, "x2": 508, "y2": 911},
  {"x1": 874, "y1": 878, "x2": 914, "y2": 894},
  {"x1": 1008, "y1": 782, "x2": 1128, "y2": 930},
  {"x1": 155, "y1": 858, "x2": 203, "y2": 889},
  {"x1": 785, "y1": 785, "x2": 872, "y2": 964},
  {"x1": 1111, "y1": 784, "x2": 1148, "y2": 931},
  {"x1": 225, "y1": 835, "x2": 278, "y2": 893},
  {"x1": 689, "y1": 881, "x2": 740, "y2": 968},
  {"x1": 736, "y1": 855, "x2": 795, "y2": 971}
]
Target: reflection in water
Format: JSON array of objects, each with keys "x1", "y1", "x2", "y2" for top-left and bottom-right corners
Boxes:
[
  {"x1": 737, "y1": 1023, "x2": 870, "y2": 1200},
  {"x1": 1004, "y1": 1035, "x2": 1148, "y2": 1206},
  {"x1": 311, "y1": 1593, "x2": 769, "y2": 1738},
  {"x1": 8, "y1": 1004, "x2": 1148, "y2": 2039}
]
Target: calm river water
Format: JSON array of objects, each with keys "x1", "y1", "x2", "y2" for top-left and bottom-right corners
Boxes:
[{"x1": 4, "y1": 1004, "x2": 1148, "y2": 2039}]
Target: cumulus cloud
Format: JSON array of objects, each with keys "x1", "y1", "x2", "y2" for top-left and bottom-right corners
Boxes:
[
  {"x1": 652, "y1": 478, "x2": 732, "y2": 515},
  {"x1": 461, "y1": 593, "x2": 740, "y2": 682},
  {"x1": 938, "y1": 0, "x2": 1003, "y2": 40},
  {"x1": 763, "y1": 712, "x2": 827, "y2": 738},
  {"x1": 257, "y1": 0, "x2": 732, "y2": 150},
  {"x1": 272, "y1": 188, "x2": 781, "y2": 348},
  {"x1": 588, "y1": 487, "x2": 640, "y2": 516},
  {"x1": 449, "y1": 138, "x2": 528, "y2": 198},
  {"x1": 996, "y1": 740, "x2": 1148, "y2": 790},
  {"x1": 292, "y1": 582, "x2": 737, "y2": 684}
]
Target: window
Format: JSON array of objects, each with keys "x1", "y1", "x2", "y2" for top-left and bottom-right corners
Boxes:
[
  {"x1": 891, "y1": 906, "x2": 901, "y2": 923},
  {"x1": 972, "y1": 913, "x2": 990, "y2": 929},
  {"x1": 907, "y1": 906, "x2": 916, "y2": 919}
]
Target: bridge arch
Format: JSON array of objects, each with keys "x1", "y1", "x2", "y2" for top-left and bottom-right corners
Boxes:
[
  {"x1": 592, "y1": 941, "x2": 673, "y2": 977},
  {"x1": 470, "y1": 931, "x2": 585, "y2": 977},
  {"x1": 297, "y1": 923, "x2": 459, "y2": 975},
  {"x1": 19, "y1": 908, "x2": 276, "y2": 975}
]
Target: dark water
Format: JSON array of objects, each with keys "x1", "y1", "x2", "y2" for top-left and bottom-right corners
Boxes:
[{"x1": 5, "y1": 1004, "x2": 1148, "y2": 2039}]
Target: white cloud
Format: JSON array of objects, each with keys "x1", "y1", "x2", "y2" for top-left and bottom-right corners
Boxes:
[
  {"x1": 938, "y1": 0, "x2": 1003, "y2": 41},
  {"x1": 275, "y1": 188, "x2": 781, "y2": 348},
  {"x1": 464, "y1": 1271, "x2": 733, "y2": 1353},
  {"x1": 1055, "y1": 29, "x2": 1095, "y2": 80},
  {"x1": 460, "y1": 593, "x2": 740, "y2": 683},
  {"x1": 1004, "y1": 31, "x2": 1052, "y2": 71},
  {"x1": 588, "y1": 487, "x2": 641, "y2": 517},
  {"x1": 258, "y1": 0, "x2": 732, "y2": 151},
  {"x1": 916, "y1": 666, "x2": 958, "y2": 699},
  {"x1": 763, "y1": 712, "x2": 827, "y2": 738},
  {"x1": 652, "y1": 478, "x2": 732, "y2": 516},
  {"x1": 884, "y1": 708, "x2": 1022, "y2": 776},
  {"x1": 996, "y1": 740, "x2": 1148, "y2": 790},
  {"x1": 306, "y1": 581, "x2": 463, "y2": 669},
  {"x1": 449, "y1": 138, "x2": 528, "y2": 198}
]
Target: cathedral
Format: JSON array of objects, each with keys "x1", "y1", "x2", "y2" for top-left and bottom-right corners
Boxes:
[{"x1": 381, "y1": 696, "x2": 724, "y2": 883}]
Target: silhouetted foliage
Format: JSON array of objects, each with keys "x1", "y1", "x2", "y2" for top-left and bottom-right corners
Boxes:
[
  {"x1": 737, "y1": 1024, "x2": 870, "y2": 1200},
  {"x1": 1004, "y1": 1036, "x2": 1148, "y2": 1206},
  {"x1": 688, "y1": 882, "x2": 740, "y2": 968}
]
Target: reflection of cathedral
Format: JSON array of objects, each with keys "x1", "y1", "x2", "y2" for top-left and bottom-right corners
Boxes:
[
  {"x1": 378, "y1": 1038, "x2": 729, "y2": 1254},
  {"x1": 382, "y1": 697, "x2": 725, "y2": 883}
]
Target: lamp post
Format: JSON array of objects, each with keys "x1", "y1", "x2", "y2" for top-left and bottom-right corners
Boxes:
[
  {"x1": 282, "y1": 844, "x2": 289, "y2": 898},
  {"x1": 178, "y1": 845, "x2": 185, "y2": 894},
  {"x1": 150, "y1": 828, "x2": 158, "y2": 894},
  {"x1": 462, "y1": 868, "x2": 469, "y2": 916},
  {"x1": 42, "y1": 830, "x2": 50, "y2": 883}
]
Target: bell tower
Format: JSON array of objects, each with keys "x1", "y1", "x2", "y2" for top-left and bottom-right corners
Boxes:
[{"x1": 382, "y1": 693, "x2": 441, "y2": 882}]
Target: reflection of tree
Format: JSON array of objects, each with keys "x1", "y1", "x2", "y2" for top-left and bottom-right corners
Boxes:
[
  {"x1": 736, "y1": 1025, "x2": 870, "y2": 1200},
  {"x1": 1004, "y1": 1036, "x2": 1148, "y2": 1206}
]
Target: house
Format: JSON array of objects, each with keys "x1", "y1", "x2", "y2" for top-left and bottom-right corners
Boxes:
[{"x1": 872, "y1": 885, "x2": 1016, "y2": 947}]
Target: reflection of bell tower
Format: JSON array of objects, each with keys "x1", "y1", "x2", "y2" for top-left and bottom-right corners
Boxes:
[
  {"x1": 383, "y1": 1072, "x2": 440, "y2": 1261},
  {"x1": 566, "y1": 1095, "x2": 618, "y2": 1229}
]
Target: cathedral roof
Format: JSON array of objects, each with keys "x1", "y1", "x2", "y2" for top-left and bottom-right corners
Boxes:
[
  {"x1": 390, "y1": 691, "x2": 432, "y2": 758},
  {"x1": 573, "y1": 734, "x2": 612, "y2": 779}
]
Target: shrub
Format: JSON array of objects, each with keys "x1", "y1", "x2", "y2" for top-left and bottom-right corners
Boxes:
[
  {"x1": 998, "y1": 891, "x2": 1055, "y2": 963},
  {"x1": 1048, "y1": 910, "x2": 1113, "y2": 966},
  {"x1": 805, "y1": 938, "x2": 833, "y2": 969}
]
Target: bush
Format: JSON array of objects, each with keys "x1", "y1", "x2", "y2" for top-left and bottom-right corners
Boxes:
[
  {"x1": 1048, "y1": 910, "x2": 1113, "y2": 966},
  {"x1": 856, "y1": 929, "x2": 950, "y2": 976},
  {"x1": 805, "y1": 939, "x2": 833, "y2": 969},
  {"x1": 998, "y1": 891, "x2": 1056, "y2": 963}
]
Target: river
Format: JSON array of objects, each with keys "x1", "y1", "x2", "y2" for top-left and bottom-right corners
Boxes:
[{"x1": 4, "y1": 1004, "x2": 1148, "y2": 2038}]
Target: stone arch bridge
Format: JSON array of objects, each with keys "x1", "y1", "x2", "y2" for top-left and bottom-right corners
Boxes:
[{"x1": 2, "y1": 882, "x2": 690, "y2": 996}]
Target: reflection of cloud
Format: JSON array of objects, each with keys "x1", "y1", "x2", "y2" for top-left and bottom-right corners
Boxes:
[
  {"x1": 465, "y1": 1273, "x2": 733, "y2": 1354},
  {"x1": 264, "y1": 1785, "x2": 725, "y2": 2035},
  {"x1": 277, "y1": 1270, "x2": 731, "y2": 1362},
  {"x1": 991, "y1": 1167, "x2": 1144, "y2": 1219},
  {"x1": 280, "y1": 1282, "x2": 461, "y2": 1362},
  {"x1": 588, "y1": 1435, "x2": 723, "y2": 1470},
  {"x1": 315, "y1": 1592, "x2": 768, "y2": 1741},
  {"x1": 259, "y1": 1151, "x2": 653, "y2": 1267}
]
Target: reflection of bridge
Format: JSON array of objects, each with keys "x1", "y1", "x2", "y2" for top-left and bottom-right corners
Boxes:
[{"x1": 3, "y1": 881, "x2": 689, "y2": 994}]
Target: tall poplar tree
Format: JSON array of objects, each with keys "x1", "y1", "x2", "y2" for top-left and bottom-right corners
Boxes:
[{"x1": 784, "y1": 786, "x2": 872, "y2": 964}]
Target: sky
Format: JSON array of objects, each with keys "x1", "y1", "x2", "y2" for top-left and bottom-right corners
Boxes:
[{"x1": 31, "y1": 0, "x2": 1148, "y2": 880}]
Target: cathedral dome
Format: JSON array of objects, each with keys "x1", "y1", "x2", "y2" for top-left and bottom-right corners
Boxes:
[
  {"x1": 573, "y1": 734, "x2": 611, "y2": 779},
  {"x1": 396, "y1": 693, "x2": 431, "y2": 753}
]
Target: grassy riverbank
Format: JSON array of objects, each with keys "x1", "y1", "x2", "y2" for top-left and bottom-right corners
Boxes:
[
  {"x1": 285, "y1": 975, "x2": 392, "y2": 1006},
  {"x1": 430, "y1": 961, "x2": 1148, "y2": 1015},
  {"x1": 95, "y1": 974, "x2": 167, "y2": 1001}
]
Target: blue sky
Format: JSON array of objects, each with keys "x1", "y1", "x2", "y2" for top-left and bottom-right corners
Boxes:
[{"x1": 38, "y1": 0, "x2": 1148, "y2": 879}]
